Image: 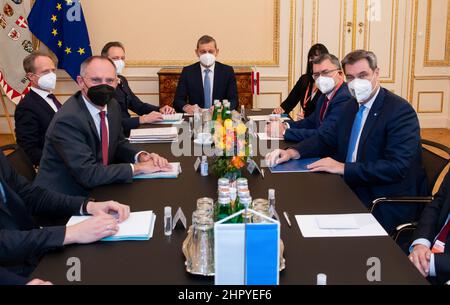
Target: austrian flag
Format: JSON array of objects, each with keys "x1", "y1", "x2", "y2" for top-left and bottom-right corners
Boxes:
[{"x1": 15, "y1": 16, "x2": 28, "y2": 28}]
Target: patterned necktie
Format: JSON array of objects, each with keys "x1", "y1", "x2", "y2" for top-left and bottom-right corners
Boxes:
[
  {"x1": 203, "y1": 68, "x2": 212, "y2": 109},
  {"x1": 346, "y1": 105, "x2": 366, "y2": 163},
  {"x1": 319, "y1": 96, "x2": 330, "y2": 122},
  {"x1": 47, "y1": 93, "x2": 62, "y2": 110},
  {"x1": 432, "y1": 216, "x2": 450, "y2": 253},
  {"x1": 99, "y1": 111, "x2": 109, "y2": 166}
]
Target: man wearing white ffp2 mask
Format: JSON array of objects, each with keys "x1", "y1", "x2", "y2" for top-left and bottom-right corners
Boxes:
[
  {"x1": 173, "y1": 35, "x2": 239, "y2": 114},
  {"x1": 14, "y1": 51, "x2": 61, "y2": 166},
  {"x1": 101, "y1": 41, "x2": 175, "y2": 136},
  {"x1": 267, "y1": 53, "x2": 351, "y2": 142},
  {"x1": 265, "y1": 50, "x2": 426, "y2": 234}
]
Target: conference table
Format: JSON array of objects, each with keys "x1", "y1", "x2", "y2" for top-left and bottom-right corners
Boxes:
[{"x1": 31, "y1": 110, "x2": 428, "y2": 285}]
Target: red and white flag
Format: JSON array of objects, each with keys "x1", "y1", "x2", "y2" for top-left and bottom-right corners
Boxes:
[
  {"x1": 251, "y1": 69, "x2": 260, "y2": 95},
  {"x1": 0, "y1": 0, "x2": 32, "y2": 104}
]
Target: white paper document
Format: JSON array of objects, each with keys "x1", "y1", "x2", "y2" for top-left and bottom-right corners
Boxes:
[
  {"x1": 247, "y1": 115, "x2": 290, "y2": 122},
  {"x1": 134, "y1": 162, "x2": 181, "y2": 179},
  {"x1": 151, "y1": 114, "x2": 184, "y2": 125},
  {"x1": 295, "y1": 213, "x2": 388, "y2": 237},
  {"x1": 257, "y1": 132, "x2": 284, "y2": 141},
  {"x1": 66, "y1": 211, "x2": 156, "y2": 241}
]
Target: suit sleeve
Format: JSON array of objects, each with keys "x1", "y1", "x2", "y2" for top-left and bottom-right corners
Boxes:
[
  {"x1": 0, "y1": 266, "x2": 28, "y2": 285},
  {"x1": 14, "y1": 104, "x2": 42, "y2": 166},
  {"x1": 226, "y1": 66, "x2": 239, "y2": 110},
  {"x1": 412, "y1": 172, "x2": 449, "y2": 242},
  {"x1": 284, "y1": 94, "x2": 349, "y2": 143},
  {"x1": 0, "y1": 226, "x2": 65, "y2": 268},
  {"x1": 280, "y1": 75, "x2": 307, "y2": 113},
  {"x1": 48, "y1": 116, "x2": 134, "y2": 190},
  {"x1": 434, "y1": 253, "x2": 450, "y2": 281},
  {"x1": 344, "y1": 102, "x2": 421, "y2": 187},
  {"x1": 121, "y1": 77, "x2": 159, "y2": 115},
  {"x1": 0, "y1": 153, "x2": 84, "y2": 217},
  {"x1": 173, "y1": 67, "x2": 189, "y2": 112}
]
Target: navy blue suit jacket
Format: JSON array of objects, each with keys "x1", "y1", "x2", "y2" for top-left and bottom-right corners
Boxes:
[
  {"x1": 413, "y1": 171, "x2": 450, "y2": 284},
  {"x1": 14, "y1": 90, "x2": 56, "y2": 166},
  {"x1": 116, "y1": 75, "x2": 159, "y2": 135},
  {"x1": 0, "y1": 153, "x2": 85, "y2": 277},
  {"x1": 293, "y1": 88, "x2": 428, "y2": 233},
  {"x1": 284, "y1": 83, "x2": 352, "y2": 142},
  {"x1": 0, "y1": 266, "x2": 27, "y2": 285},
  {"x1": 173, "y1": 62, "x2": 238, "y2": 112}
]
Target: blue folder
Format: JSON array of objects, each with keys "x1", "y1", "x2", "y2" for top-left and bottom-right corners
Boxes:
[{"x1": 269, "y1": 158, "x2": 320, "y2": 173}]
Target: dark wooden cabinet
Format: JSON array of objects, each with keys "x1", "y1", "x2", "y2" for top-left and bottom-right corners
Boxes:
[{"x1": 157, "y1": 67, "x2": 253, "y2": 108}]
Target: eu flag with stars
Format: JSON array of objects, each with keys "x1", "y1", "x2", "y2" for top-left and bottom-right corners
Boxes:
[{"x1": 28, "y1": 0, "x2": 92, "y2": 81}]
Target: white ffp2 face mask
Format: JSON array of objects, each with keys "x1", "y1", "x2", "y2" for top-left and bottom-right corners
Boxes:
[
  {"x1": 315, "y1": 76, "x2": 335, "y2": 94},
  {"x1": 348, "y1": 77, "x2": 374, "y2": 103},
  {"x1": 113, "y1": 59, "x2": 125, "y2": 75},
  {"x1": 199, "y1": 53, "x2": 216, "y2": 67},
  {"x1": 37, "y1": 72, "x2": 57, "y2": 91}
]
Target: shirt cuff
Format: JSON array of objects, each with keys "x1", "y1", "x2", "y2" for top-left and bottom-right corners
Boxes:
[
  {"x1": 410, "y1": 238, "x2": 432, "y2": 253},
  {"x1": 134, "y1": 151, "x2": 148, "y2": 163},
  {"x1": 429, "y1": 253, "x2": 436, "y2": 277}
]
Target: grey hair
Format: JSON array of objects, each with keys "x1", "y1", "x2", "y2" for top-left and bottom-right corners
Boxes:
[
  {"x1": 341, "y1": 50, "x2": 378, "y2": 71},
  {"x1": 312, "y1": 53, "x2": 342, "y2": 70}
]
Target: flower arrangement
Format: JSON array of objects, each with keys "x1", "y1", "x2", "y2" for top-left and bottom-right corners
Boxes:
[{"x1": 209, "y1": 101, "x2": 250, "y2": 180}]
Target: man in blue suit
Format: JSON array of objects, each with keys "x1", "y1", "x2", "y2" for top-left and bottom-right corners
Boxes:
[
  {"x1": 173, "y1": 35, "x2": 239, "y2": 114},
  {"x1": 266, "y1": 50, "x2": 428, "y2": 233},
  {"x1": 409, "y1": 170, "x2": 450, "y2": 284},
  {"x1": 266, "y1": 54, "x2": 352, "y2": 142},
  {"x1": 0, "y1": 266, "x2": 51, "y2": 285}
]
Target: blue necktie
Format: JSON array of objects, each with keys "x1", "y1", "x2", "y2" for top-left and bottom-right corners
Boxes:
[
  {"x1": 203, "y1": 69, "x2": 212, "y2": 109},
  {"x1": 0, "y1": 182, "x2": 6, "y2": 204},
  {"x1": 346, "y1": 105, "x2": 366, "y2": 163}
]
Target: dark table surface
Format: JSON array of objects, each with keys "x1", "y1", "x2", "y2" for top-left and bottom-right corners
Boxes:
[{"x1": 31, "y1": 110, "x2": 429, "y2": 285}]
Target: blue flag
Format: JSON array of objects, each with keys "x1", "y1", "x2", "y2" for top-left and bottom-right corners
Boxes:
[{"x1": 28, "y1": 0, "x2": 92, "y2": 81}]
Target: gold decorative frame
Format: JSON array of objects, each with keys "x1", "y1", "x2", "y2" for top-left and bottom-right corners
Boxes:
[
  {"x1": 424, "y1": 0, "x2": 450, "y2": 66},
  {"x1": 417, "y1": 91, "x2": 444, "y2": 113}
]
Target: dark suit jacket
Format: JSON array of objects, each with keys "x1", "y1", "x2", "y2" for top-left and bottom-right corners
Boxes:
[
  {"x1": 280, "y1": 74, "x2": 322, "y2": 117},
  {"x1": 116, "y1": 75, "x2": 159, "y2": 135},
  {"x1": 173, "y1": 62, "x2": 239, "y2": 112},
  {"x1": 14, "y1": 90, "x2": 56, "y2": 166},
  {"x1": 0, "y1": 152, "x2": 85, "y2": 277},
  {"x1": 34, "y1": 91, "x2": 139, "y2": 196},
  {"x1": 293, "y1": 87, "x2": 428, "y2": 233},
  {"x1": 284, "y1": 83, "x2": 351, "y2": 142},
  {"x1": 0, "y1": 266, "x2": 27, "y2": 285},
  {"x1": 413, "y1": 171, "x2": 450, "y2": 284}
]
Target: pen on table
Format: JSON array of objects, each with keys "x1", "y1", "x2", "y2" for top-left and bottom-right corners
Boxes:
[{"x1": 283, "y1": 211, "x2": 291, "y2": 227}]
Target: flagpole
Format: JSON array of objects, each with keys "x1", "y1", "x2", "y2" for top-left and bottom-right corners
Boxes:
[{"x1": 0, "y1": 87, "x2": 16, "y2": 142}]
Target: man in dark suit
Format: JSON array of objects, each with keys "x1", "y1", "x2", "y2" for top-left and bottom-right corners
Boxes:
[
  {"x1": 0, "y1": 151, "x2": 130, "y2": 278},
  {"x1": 14, "y1": 52, "x2": 62, "y2": 166},
  {"x1": 35, "y1": 56, "x2": 171, "y2": 196},
  {"x1": 173, "y1": 35, "x2": 239, "y2": 114},
  {"x1": 0, "y1": 266, "x2": 51, "y2": 285},
  {"x1": 101, "y1": 41, "x2": 175, "y2": 136},
  {"x1": 266, "y1": 50, "x2": 427, "y2": 233},
  {"x1": 409, "y1": 170, "x2": 450, "y2": 284},
  {"x1": 267, "y1": 54, "x2": 352, "y2": 142}
]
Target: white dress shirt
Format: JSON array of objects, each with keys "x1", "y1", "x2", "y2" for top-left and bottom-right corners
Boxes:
[
  {"x1": 30, "y1": 87, "x2": 59, "y2": 112},
  {"x1": 348, "y1": 87, "x2": 380, "y2": 162},
  {"x1": 200, "y1": 63, "x2": 215, "y2": 107}
]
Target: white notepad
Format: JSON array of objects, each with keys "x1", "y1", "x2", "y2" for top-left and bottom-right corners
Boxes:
[
  {"x1": 257, "y1": 132, "x2": 284, "y2": 141},
  {"x1": 295, "y1": 213, "x2": 388, "y2": 237},
  {"x1": 129, "y1": 127, "x2": 178, "y2": 143},
  {"x1": 247, "y1": 115, "x2": 289, "y2": 122},
  {"x1": 133, "y1": 162, "x2": 181, "y2": 179},
  {"x1": 66, "y1": 211, "x2": 156, "y2": 241}
]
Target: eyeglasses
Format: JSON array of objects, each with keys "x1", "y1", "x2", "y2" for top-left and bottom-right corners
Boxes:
[
  {"x1": 312, "y1": 69, "x2": 340, "y2": 80},
  {"x1": 83, "y1": 77, "x2": 117, "y2": 86}
]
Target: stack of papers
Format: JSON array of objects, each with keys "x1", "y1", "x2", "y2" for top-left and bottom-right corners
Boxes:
[
  {"x1": 295, "y1": 213, "x2": 388, "y2": 237},
  {"x1": 66, "y1": 210, "x2": 156, "y2": 241},
  {"x1": 257, "y1": 132, "x2": 284, "y2": 141},
  {"x1": 134, "y1": 162, "x2": 181, "y2": 179},
  {"x1": 152, "y1": 113, "x2": 184, "y2": 125},
  {"x1": 129, "y1": 127, "x2": 178, "y2": 143}
]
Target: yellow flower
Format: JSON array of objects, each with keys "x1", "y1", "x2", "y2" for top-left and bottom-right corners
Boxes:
[
  {"x1": 236, "y1": 123, "x2": 247, "y2": 135},
  {"x1": 224, "y1": 119, "x2": 233, "y2": 129}
]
